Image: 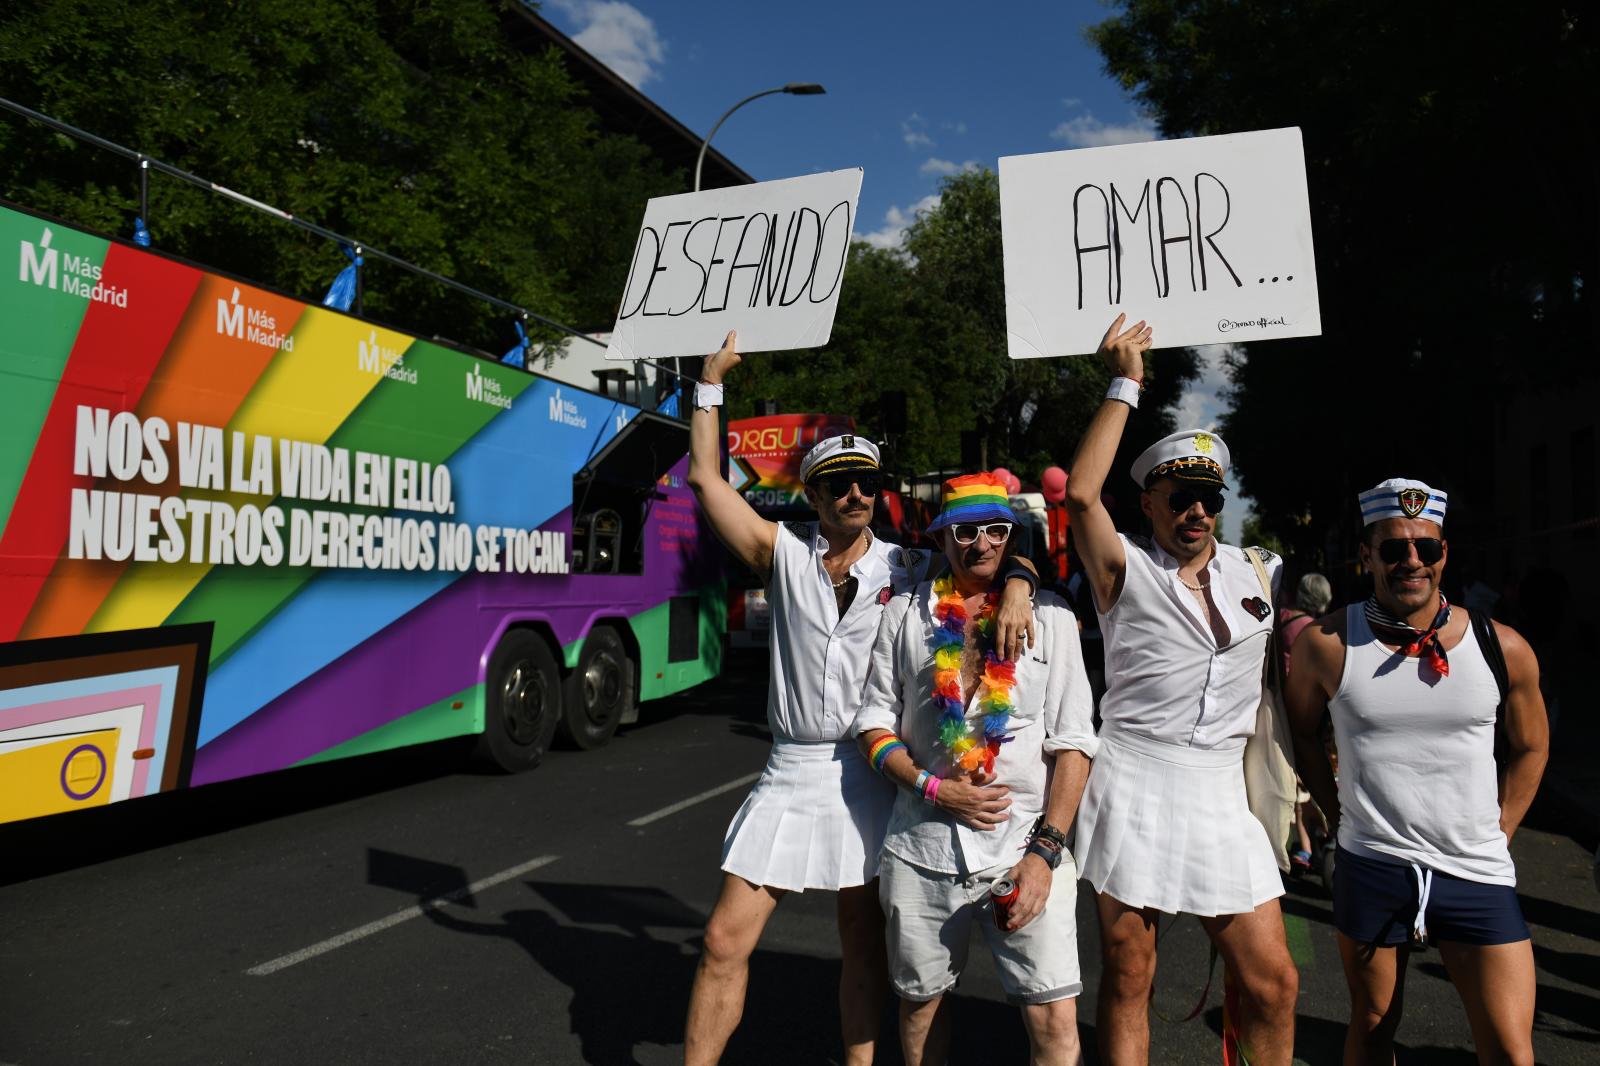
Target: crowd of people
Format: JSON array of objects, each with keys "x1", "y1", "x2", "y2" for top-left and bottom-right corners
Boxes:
[{"x1": 680, "y1": 316, "x2": 1550, "y2": 1066}]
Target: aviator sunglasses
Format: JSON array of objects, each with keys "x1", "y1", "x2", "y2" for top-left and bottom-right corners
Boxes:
[
  {"x1": 820, "y1": 471, "x2": 883, "y2": 499},
  {"x1": 1148, "y1": 486, "x2": 1227, "y2": 515},
  {"x1": 1376, "y1": 537, "x2": 1444, "y2": 565},
  {"x1": 951, "y1": 522, "x2": 1013, "y2": 546}
]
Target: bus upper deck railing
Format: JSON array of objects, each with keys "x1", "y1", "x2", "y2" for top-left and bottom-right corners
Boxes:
[{"x1": 0, "y1": 95, "x2": 690, "y2": 394}]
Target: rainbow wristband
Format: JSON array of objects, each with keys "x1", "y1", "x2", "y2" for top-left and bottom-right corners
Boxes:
[{"x1": 868, "y1": 735, "x2": 906, "y2": 774}]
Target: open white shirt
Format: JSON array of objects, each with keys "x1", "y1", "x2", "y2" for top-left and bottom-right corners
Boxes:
[
  {"x1": 1097, "y1": 534, "x2": 1281, "y2": 751},
  {"x1": 854, "y1": 586, "x2": 1097, "y2": 876},
  {"x1": 765, "y1": 522, "x2": 931, "y2": 743}
]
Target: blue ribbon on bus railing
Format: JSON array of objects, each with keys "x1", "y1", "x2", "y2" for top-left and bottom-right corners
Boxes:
[
  {"x1": 322, "y1": 245, "x2": 362, "y2": 310},
  {"x1": 501, "y1": 319, "x2": 530, "y2": 368},
  {"x1": 131, "y1": 216, "x2": 152, "y2": 247}
]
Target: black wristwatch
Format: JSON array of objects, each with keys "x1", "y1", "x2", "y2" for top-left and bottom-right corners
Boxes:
[{"x1": 1025, "y1": 839, "x2": 1064, "y2": 870}]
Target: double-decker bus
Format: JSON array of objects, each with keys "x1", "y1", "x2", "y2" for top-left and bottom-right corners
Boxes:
[{"x1": 0, "y1": 200, "x2": 723, "y2": 826}]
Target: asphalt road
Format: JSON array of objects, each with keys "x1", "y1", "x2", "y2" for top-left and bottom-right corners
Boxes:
[{"x1": 1, "y1": 654, "x2": 1596, "y2": 1065}]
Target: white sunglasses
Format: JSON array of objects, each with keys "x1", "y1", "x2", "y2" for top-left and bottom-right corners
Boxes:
[{"x1": 951, "y1": 522, "x2": 1013, "y2": 546}]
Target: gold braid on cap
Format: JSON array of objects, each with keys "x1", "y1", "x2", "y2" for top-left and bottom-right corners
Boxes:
[
  {"x1": 806, "y1": 453, "x2": 879, "y2": 480},
  {"x1": 1149, "y1": 456, "x2": 1223, "y2": 481}
]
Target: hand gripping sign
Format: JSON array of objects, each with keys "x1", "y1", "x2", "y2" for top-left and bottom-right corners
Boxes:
[
  {"x1": 999, "y1": 127, "x2": 1320, "y2": 358},
  {"x1": 605, "y1": 169, "x2": 863, "y2": 362}
]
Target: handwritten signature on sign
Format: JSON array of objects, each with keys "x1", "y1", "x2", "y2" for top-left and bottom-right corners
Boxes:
[{"x1": 1217, "y1": 316, "x2": 1289, "y2": 332}]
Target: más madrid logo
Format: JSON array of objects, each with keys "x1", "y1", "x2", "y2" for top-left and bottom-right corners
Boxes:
[
  {"x1": 548, "y1": 387, "x2": 587, "y2": 429},
  {"x1": 466, "y1": 363, "x2": 512, "y2": 410},
  {"x1": 357, "y1": 330, "x2": 416, "y2": 384},
  {"x1": 216, "y1": 287, "x2": 293, "y2": 351},
  {"x1": 18, "y1": 226, "x2": 129, "y2": 307}
]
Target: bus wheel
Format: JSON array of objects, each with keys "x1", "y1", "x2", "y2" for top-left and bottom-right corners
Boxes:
[
  {"x1": 477, "y1": 630, "x2": 561, "y2": 772},
  {"x1": 559, "y1": 626, "x2": 634, "y2": 750}
]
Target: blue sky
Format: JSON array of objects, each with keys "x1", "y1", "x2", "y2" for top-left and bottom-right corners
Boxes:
[{"x1": 539, "y1": 0, "x2": 1243, "y2": 537}]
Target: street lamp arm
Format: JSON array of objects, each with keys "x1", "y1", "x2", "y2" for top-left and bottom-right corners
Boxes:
[{"x1": 694, "y1": 83, "x2": 825, "y2": 192}]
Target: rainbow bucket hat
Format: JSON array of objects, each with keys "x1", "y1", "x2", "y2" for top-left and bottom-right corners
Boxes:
[{"x1": 925, "y1": 472, "x2": 1019, "y2": 534}]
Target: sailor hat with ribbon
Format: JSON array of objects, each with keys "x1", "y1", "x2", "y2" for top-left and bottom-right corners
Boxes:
[
  {"x1": 1358, "y1": 478, "x2": 1448, "y2": 527},
  {"x1": 798, "y1": 432, "x2": 881, "y2": 484}
]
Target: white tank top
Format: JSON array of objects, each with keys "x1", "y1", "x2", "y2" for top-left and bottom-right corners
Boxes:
[{"x1": 1328, "y1": 605, "x2": 1515, "y2": 885}]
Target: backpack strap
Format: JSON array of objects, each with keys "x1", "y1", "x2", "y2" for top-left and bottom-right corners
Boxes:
[{"x1": 1469, "y1": 609, "x2": 1510, "y2": 764}]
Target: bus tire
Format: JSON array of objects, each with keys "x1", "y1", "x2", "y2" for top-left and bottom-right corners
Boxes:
[
  {"x1": 559, "y1": 626, "x2": 634, "y2": 750},
  {"x1": 476, "y1": 629, "x2": 562, "y2": 773}
]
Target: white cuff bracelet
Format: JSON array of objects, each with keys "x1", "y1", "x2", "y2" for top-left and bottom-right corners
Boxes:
[
  {"x1": 1106, "y1": 376, "x2": 1141, "y2": 408},
  {"x1": 694, "y1": 382, "x2": 724, "y2": 410}
]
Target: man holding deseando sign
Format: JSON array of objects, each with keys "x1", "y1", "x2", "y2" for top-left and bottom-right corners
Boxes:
[
  {"x1": 998, "y1": 128, "x2": 1320, "y2": 1066},
  {"x1": 628, "y1": 170, "x2": 1038, "y2": 1065}
]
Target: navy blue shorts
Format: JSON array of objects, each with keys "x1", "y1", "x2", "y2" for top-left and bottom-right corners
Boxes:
[{"x1": 1332, "y1": 846, "x2": 1529, "y2": 946}]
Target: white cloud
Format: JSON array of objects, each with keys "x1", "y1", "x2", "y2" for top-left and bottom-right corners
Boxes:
[
  {"x1": 860, "y1": 193, "x2": 942, "y2": 251},
  {"x1": 546, "y1": 0, "x2": 666, "y2": 88},
  {"x1": 941, "y1": 120, "x2": 968, "y2": 135},
  {"x1": 1050, "y1": 111, "x2": 1159, "y2": 148},
  {"x1": 919, "y1": 157, "x2": 980, "y2": 177},
  {"x1": 901, "y1": 113, "x2": 934, "y2": 149}
]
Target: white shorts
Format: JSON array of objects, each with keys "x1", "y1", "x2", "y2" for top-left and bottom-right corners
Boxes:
[
  {"x1": 879, "y1": 850, "x2": 1083, "y2": 1005},
  {"x1": 721, "y1": 736, "x2": 894, "y2": 892}
]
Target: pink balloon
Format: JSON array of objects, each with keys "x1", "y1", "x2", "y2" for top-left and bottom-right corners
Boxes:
[
  {"x1": 1040, "y1": 465, "x2": 1069, "y2": 504},
  {"x1": 992, "y1": 467, "x2": 1021, "y2": 495}
]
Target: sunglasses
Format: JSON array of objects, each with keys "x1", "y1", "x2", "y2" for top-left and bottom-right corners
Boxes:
[
  {"x1": 951, "y1": 522, "x2": 1013, "y2": 546},
  {"x1": 820, "y1": 472, "x2": 883, "y2": 500},
  {"x1": 1377, "y1": 537, "x2": 1444, "y2": 565},
  {"x1": 1148, "y1": 487, "x2": 1226, "y2": 515}
]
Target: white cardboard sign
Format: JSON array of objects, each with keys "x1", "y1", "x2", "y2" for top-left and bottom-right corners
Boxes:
[
  {"x1": 604, "y1": 169, "x2": 863, "y2": 361},
  {"x1": 999, "y1": 127, "x2": 1320, "y2": 358}
]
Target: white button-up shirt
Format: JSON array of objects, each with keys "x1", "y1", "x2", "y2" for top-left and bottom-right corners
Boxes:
[
  {"x1": 1098, "y1": 534, "x2": 1281, "y2": 751},
  {"x1": 854, "y1": 586, "x2": 1097, "y2": 876},
  {"x1": 765, "y1": 522, "x2": 930, "y2": 743}
]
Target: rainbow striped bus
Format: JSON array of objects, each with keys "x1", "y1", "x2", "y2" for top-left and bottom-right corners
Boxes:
[{"x1": 0, "y1": 200, "x2": 723, "y2": 826}]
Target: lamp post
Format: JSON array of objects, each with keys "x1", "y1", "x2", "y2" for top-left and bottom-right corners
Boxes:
[{"x1": 693, "y1": 82, "x2": 826, "y2": 192}]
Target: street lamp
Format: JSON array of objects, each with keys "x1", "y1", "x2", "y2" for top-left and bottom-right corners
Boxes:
[{"x1": 693, "y1": 82, "x2": 826, "y2": 192}]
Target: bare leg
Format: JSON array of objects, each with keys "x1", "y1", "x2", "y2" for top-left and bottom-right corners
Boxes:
[
  {"x1": 837, "y1": 881, "x2": 887, "y2": 1066},
  {"x1": 1295, "y1": 804, "x2": 1313, "y2": 857},
  {"x1": 1335, "y1": 932, "x2": 1408, "y2": 1066},
  {"x1": 899, "y1": 994, "x2": 951, "y2": 1066},
  {"x1": 1021, "y1": 997, "x2": 1083, "y2": 1066},
  {"x1": 1094, "y1": 892, "x2": 1159, "y2": 1066},
  {"x1": 684, "y1": 874, "x2": 784, "y2": 1066},
  {"x1": 1199, "y1": 898, "x2": 1299, "y2": 1066},
  {"x1": 1436, "y1": 939, "x2": 1536, "y2": 1066}
]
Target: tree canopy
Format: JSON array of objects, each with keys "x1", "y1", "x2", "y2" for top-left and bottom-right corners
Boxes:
[
  {"x1": 0, "y1": 0, "x2": 681, "y2": 350},
  {"x1": 1089, "y1": 0, "x2": 1598, "y2": 568}
]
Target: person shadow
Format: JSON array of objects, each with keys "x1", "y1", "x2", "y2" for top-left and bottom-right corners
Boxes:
[{"x1": 373, "y1": 848, "x2": 1060, "y2": 1063}]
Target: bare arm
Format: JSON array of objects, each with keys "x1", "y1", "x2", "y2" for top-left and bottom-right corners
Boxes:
[
  {"x1": 1063, "y1": 314, "x2": 1152, "y2": 613},
  {"x1": 1494, "y1": 621, "x2": 1549, "y2": 841},
  {"x1": 1285, "y1": 615, "x2": 1344, "y2": 835},
  {"x1": 684, "y1": 330, "x2": 778, "y2": 577},
  {"x1": 1001, "y1": 749, "x2": 1090, "y2": 933}
]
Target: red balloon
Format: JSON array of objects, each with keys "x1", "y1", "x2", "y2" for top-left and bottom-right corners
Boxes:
[
  {"x1": 992, "y1": 467, "x2": 1022, "y2": 495},
  {"x1": 1040, "y1": 465, "x2": 1069, "y2": 503}
]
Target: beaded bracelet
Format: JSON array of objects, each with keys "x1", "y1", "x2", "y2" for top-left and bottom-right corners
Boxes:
[{"x1": 867, "y1": 735, "x2": 907, "y2": 775}]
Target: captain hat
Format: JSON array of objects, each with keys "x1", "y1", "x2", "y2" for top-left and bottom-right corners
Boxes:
[
  {"x1": 1358, "y1": 478, "x2": 1448, "y2": 527},
  {"x1": 799, "y1": 432, "x2": 881, "y2": 484},
  {"x1": 1130, "y1": 429, "x2": 1230, "y2": 488}
]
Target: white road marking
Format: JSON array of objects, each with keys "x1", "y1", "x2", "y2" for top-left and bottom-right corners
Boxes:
[
  {"x1": 626, "y1": 772, "x2": 761, "y2": 827},
  {"x1": 246, "y1": 854, "x2": 559, "y2": 976}
]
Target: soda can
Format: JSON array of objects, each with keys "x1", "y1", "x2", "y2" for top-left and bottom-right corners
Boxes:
[{"x1": 990, "y1": 877, "x2": 1019, "y2": 931}]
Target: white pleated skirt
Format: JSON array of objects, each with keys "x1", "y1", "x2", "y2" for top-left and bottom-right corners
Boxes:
[
  {"x1": 1073, "y1": 727, "x2": 1283, "y2": 917},
  {"x1": 721, "y1": 736, "x2": 895, "y2": 892}
]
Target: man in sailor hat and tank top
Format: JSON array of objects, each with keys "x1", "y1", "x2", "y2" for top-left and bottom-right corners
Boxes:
[
  {"x1": 855, "y1": 473, "x2": 1098, "y2": 1065},
  {"x1": 682, "y1": 331, "x2": 1037, "y2": 1065},
  {"x1": 1064, "y1": 314, "x2": 1300, "y2": 1066},
  {"x1": 1285, "y1": 479, "x2": 1548, "y2": 1066}
]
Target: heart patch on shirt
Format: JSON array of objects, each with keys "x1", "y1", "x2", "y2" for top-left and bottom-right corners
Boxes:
[
  {"x1": 878, "y1": 585, "x2": 893, "y2": 605},
  {"x1": 1241, "y1": 596, "x2": 1272, "y2": 621}
]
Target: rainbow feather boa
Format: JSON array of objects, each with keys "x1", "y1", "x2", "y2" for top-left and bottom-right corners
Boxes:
[{"x1": 930, "y1": 573, "x2": 1016, "y2": 776}]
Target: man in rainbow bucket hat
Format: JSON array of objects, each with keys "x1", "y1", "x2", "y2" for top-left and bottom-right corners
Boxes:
[
  {"x1": 682, "y1": 333, "x2": 1039, "y2": 1064},
  {"x1": 856, "y1": 472, "x2": 1098, "y2": 1064}
]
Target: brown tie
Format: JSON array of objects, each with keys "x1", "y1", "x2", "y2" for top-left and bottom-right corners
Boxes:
[{"x1": 1198, "y1": 571, "x2": 1233, "y2": 647}]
